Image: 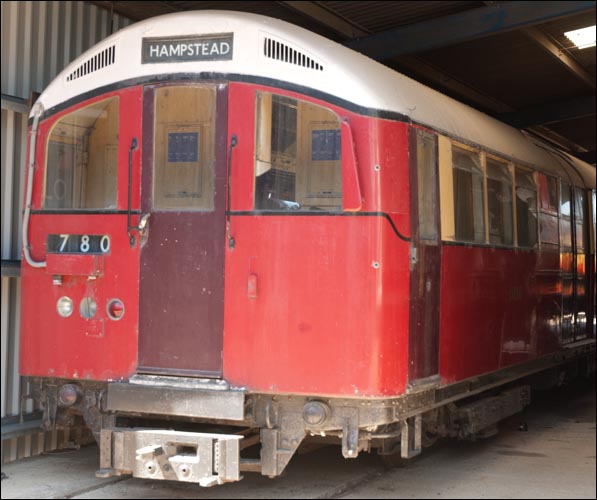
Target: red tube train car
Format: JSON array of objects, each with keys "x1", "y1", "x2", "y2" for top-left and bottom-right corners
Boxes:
[{"x1": 20, "y1": 11, "x2": 595, "y2": 485}]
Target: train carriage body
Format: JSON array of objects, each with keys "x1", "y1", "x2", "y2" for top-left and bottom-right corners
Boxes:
[{"x1": 20, "y1": 11, "x2": 595, "y2": 485}]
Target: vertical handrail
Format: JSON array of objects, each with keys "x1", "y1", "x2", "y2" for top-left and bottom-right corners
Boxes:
[
  {"x1": 226, "y1": 134, "x2": 237, "y2": 249},
  {"x1": 22, "y1": 103, "x2": 46, "y2": 268},
  {"x1": 127, "y1": 137, "x2": 138, "y2": 247}
]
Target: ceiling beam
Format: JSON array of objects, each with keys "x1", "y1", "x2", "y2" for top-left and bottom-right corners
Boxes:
[
  {"x1": 344, "y1": 1, "x2": 597, "y2": 60},
  {"x1": 499, "y1": 95, "x2": 596, "y2": 127},
  {"x1": 1, "y1": 93, "x2": 30, "y2": 114},
  {"x1": 523, "y1": 27, "x2": 596, "y2": 88},
  {"x1": 89, "y1": 1, "x2": 179, "y2": 21},
  {"x1": 527, "y1": 125, "x2": 589, "y2": 154},
  {"x1": 280, "y1": 1, "x2": 368, "y2": 38},
  {"x1": 392, "y1": 58, "x2": 590, "y2": 154}
]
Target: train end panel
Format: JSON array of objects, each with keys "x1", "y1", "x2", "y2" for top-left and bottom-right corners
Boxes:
[
  {"x1": 19, "y1": 214, "x2": 140, "y2": 381},
  {"x1": 221, "y1": 213, "x2": 411, "y2": 398}
]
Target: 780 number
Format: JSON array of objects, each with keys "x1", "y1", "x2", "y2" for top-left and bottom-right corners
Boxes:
[{"x1": 48, "y1": 234, "x2": 111, "y2": 254}]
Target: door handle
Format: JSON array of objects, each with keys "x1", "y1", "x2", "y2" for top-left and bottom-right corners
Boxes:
[
  {"x1": 137, "y1": 214, "x2": 151, "y2": 234},
  {"x1": 138, "y1": 213, "x2": 150, "y2": 236}
]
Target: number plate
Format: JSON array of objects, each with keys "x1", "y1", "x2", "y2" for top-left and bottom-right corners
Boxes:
[{"x1": 47, "y1": 234, "x2": 111, "y2": 254}]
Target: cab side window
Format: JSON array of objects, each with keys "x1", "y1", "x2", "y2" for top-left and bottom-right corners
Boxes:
[{"x1": 255, "y1": 92, "x2": 342, "y2": 211}]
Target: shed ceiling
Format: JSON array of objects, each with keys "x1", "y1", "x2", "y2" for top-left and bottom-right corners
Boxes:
[{"x1": 90, "y1": 1, "x2": 597, "y2": 166}]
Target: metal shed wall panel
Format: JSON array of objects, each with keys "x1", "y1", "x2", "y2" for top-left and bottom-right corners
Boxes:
[
  {"x1": 1, "y1": 0, "x2": 131, "y2": 463},
  {"x1": 1, "y1": 1, "x2": 131, "y2": 99}
]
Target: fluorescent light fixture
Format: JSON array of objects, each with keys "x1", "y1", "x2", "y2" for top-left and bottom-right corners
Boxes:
[{"x1": 564, "y1": 25, "x2": 596, "y2": 49}]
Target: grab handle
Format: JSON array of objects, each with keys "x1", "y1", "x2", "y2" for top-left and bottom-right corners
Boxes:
[{"x1": 127, "y1": 137, "x2": 139, "y2": 247}]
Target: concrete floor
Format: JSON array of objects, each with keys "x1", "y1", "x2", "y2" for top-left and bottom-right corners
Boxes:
[{"x1": 1, "y1": 381, "x2": 595, "y2": 499}]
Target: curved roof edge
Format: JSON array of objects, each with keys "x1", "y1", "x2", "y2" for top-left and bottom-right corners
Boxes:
[{"x1": 32, "y1": 10, "x2": 596, "y2": 189}]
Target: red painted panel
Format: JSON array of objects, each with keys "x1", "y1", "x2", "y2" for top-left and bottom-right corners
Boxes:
[
  {"x1": 340, "y1": 121, "x2": 362, "y2": 211},
  {"x1": 46, "y1": 253, "x2": 104, "y2": 277},
  {"x1": 223, "y1": 216, "x2": 410, "y2": 397},
  {"x1": 439, "y1": 245, "x2": 566, "y2": 383},
  {"x1": 228, "y1": 83, "x2": 256, "y2": 212},
  {"x1": 20, "y1": 215, "x2": 139, "y2": 380}
]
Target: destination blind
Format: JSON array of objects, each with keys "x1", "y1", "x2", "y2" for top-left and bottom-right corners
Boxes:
[{"x1": 142, "y1": 34, "x2": 233, "y2": 63}]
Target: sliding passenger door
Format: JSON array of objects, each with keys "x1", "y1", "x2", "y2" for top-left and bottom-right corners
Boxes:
[
  {"x1": 591, "y1": 190, "x2": 596, "y2": 337},
  {"x1": 572, "y1": 187, "x2": 590, "y2": 341},
  {"x1": 408, "y1": 128, "x2": 441, "y2": 384}
]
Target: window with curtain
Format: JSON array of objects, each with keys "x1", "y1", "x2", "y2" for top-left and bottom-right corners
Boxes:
[
  {"x1": 560, "y1": 181, "x2": 572, "y2": 249},
  {"x1": 515, "y1": 168, "x2": 538, "y2": 248},
  {"x1": 486, "y1": 158, "x2": 513, "y2": 246},
  {"x1": 538, "y1": 174, "x2": 559, "y2": 248},
  {"x1": 452, "y1": 146, "x2": 485, "y2": 243}
]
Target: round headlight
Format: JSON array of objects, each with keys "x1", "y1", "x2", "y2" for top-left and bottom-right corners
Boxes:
[
  {"x1": 79, "y1": 297, "x2": 97, "y2": 319},
  {"x1": 107, "y1": 299, "x2": 125, "y2": 321},
  {"x1": 56, "y1": 296, "x2": 73, "y2": 317}
]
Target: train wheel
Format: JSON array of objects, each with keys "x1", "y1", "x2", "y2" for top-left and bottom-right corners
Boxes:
[
  {"x1": 380, "y1": 452, "x2": 412, "y2": 468},
  {"x1": 422, "y1": 430, "x2": 439, "y2": 448},
  {"x1": 378, "y1": 439, "x2": 415, "y2": 469},
  {"x1": 379, "y1": 426, "x2": 437, "y2": 468}
]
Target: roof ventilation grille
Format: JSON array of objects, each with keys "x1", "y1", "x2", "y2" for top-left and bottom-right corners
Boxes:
[
  {"x1": 263, "y1": 37, "x2": 323, "y2": 71},
  {"x1": 66, "y1": 45, "x2": 115, "y2": 82}
]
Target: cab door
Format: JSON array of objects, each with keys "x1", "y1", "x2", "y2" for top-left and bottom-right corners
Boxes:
[{"x1": 138, "y1": 83, "x2": 228, "y2": 376}]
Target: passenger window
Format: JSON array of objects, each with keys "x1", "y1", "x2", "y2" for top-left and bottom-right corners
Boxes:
[
  {"x1": 560, "y1": 182, "x2": 572, "y2": 249},
  {"x1": 416, "y1": 130, "x2": 437, "y2": 241},
  {"x1": 255, "y1": 92, "x2": 342, "y2": 211},
  {"x1": 452, "y1": 146, "x2": 485, "y2": 243},
  {"x1": 591, "y1": 191, "x2": 597, "y2": 254},
  {"x1": 486, "y1": 158, "x2": 513, "y2": 245},
  {"x1": 153, "y1": 85, "x2": 215, "y2": 210},
  {"x1": 44, "y1": 97, "x2": 118, "y2": 209},
  {"x1": 538, "y1": 174, "x2": 559, "y2": 248},
  {"x1": 515, "y1": 168, "x2": 538, "y2": 248},
  {"x1": 574, "y1": 188, "x2": 586, "y2": 251}
]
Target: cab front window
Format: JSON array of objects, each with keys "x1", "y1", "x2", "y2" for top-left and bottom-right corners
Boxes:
[{"x1": 44, "y1": 97, "x2": 119, "y2": 209}]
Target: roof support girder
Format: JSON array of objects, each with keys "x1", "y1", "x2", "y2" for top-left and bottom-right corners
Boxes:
[
  {"x1": 523, "y1": 27, "x2": 596, "y2": 88},
  {"x1": 281, "y1": 1, "x2": 368, "y2": 38},
  {"x1": 344, "y1": 1, "x2": 597, "y2": 60},
  {"x1": 499, "y1": 95, "x2": 596, "y2": 127}
]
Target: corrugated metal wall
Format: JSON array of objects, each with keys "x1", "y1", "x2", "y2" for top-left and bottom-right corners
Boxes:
[{"x1": 1, "y1": 0, "x2": 132, "y2": 463}]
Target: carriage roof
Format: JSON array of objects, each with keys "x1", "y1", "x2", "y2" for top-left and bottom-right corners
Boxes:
[{"x1": 32, "y1": 10, "x2": 595, "y2": 189}]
